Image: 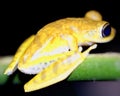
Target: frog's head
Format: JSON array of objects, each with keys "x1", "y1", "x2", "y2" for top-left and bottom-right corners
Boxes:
[
  {"x1": 83, "y1": 22, "x2": 116, "y2": 43},
  {"x1": 83, "y1": 10, "x2": 116, "y2": 43}
]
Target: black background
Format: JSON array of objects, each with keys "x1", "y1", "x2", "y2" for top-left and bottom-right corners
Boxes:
[
  {"x1": 1, "y1": 0, "x2": 120, "y2": 96},
  {"x1": 0, "y1": 0, "x2": 120, "y2": 56}
]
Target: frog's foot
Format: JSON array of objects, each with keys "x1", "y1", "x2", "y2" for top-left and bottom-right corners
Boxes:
[
  {"x1": 85, "y1": 10, "x2": 102, "y2": 21},
  {"x1": 82, "y1": 44, "x2": 97, "y2": 58},
  {"x1": 4, "y1": 35, "x2": 35, "y2": 75}
]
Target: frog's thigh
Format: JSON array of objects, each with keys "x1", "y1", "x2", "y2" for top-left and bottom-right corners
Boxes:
[
  {"x1": 24, "y1": 44, "x2": 97, "y2": 92},
  {"x1": 24, "y1": 51, "x2": 78, "y2": 92},
  {"x1": 4, "y1": 35, "x2": 35, "y2": 75}
]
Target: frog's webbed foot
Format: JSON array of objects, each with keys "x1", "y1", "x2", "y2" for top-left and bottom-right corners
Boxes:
[
  {"x1": 4, "y1": 35, "x2": 35, "y2": 75},
  {"x1": 82, "y1": 44, "x2": 97, "y2": 58},
  {"x1": 24, "y1": 44, "x2": 97, "y2": 92}
]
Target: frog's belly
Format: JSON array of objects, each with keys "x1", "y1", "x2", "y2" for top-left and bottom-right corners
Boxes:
[{"x1": 19, "y1": 59, "x2": 56, "y2": 74}]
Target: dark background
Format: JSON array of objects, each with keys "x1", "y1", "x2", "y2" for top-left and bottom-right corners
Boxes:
[
  {"x1": 1, "y1": 0, "x2": 120, "y2": 96},
  {"x1": 0, "y1": 0, "x2": 120, "y2": 56}
]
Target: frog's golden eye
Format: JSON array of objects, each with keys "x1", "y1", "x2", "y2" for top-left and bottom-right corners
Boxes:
[{"x1": 102, "y1": 23, "x2": 111, "y2": 37}]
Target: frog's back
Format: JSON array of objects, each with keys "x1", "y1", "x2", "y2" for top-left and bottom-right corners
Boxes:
[{"x1": 36, "y1": 18, "x2": 84, "y2": 36}]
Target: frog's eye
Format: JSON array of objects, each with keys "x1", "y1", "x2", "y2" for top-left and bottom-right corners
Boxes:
[{"x1": 102, "y1": 23, "x2": 111, "y2": 37}]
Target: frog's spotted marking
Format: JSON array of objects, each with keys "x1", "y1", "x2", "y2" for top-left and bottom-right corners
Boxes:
[
  {"x1": 62, "y1": 52, "x2": 80, "y2": 65},
  {"x1": 4, "y1": 10, "x2": 115, "y2": 92},
  {"x1": 70, "y1": 26, "x2": 79, "y2": 33}
]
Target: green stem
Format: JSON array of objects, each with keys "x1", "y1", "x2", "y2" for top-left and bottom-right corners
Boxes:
[
  {"x1": 68, "y1": 53, "x2": 120, "y2": 81},
  {"x1": 0, "y1": 53, "x2": 120, "y2": 85}
]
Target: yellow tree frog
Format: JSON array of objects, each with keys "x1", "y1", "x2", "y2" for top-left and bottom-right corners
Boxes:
[{"x1": 4, "y1": 10, "x2": 116, "y2": 92}]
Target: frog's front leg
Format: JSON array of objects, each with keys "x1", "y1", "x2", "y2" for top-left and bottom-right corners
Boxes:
[
  {"x1": 24, "y1": 44, "x2": 97, "y2": 92},
  {"x1": 4, "y1": 35, "x2": 35, "y2": 75}
]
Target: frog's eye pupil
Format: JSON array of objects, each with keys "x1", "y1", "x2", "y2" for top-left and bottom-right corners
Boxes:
[{"x1": 102, "y1": 23, "x2": 111, "y2": 37}]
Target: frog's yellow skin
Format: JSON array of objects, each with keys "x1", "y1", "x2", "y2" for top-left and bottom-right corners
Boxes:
[{"x1": 4, "y1": 10, "x2": 115, "y2": 92}]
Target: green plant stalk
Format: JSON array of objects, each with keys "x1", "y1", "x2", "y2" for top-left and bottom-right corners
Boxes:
[
  {"x1": 0, "y1": 56, "x2": 12, "y2": 85},
  {"x1": 0, "y1": 53, "x2": 120, "y2": 85},
  {"x1": 68, "y1": 53, "x2": 120, "y2": 81},
  {"x1": 0, "y1": 56, "x2": 21, "y2": 85}
]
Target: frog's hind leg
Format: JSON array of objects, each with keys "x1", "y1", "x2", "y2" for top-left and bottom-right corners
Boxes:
[
  {"x1": 4, "y1": 35, "x2": 35, "y2": 75},
  {"x1": 24, "y1": 44, "x2": 97, "y2": 92}
]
